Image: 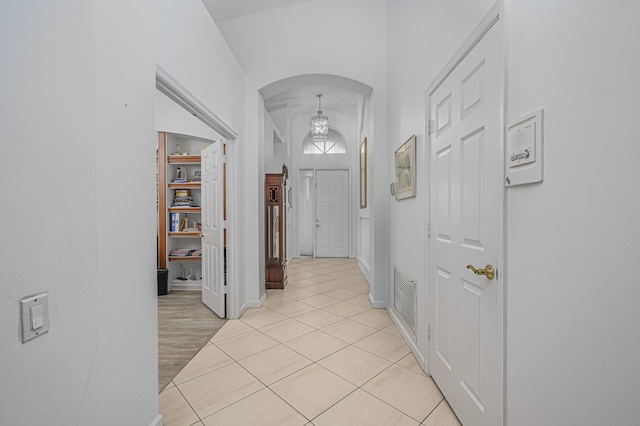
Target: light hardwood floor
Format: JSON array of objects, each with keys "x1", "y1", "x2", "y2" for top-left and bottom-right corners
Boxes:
[{"x1": 158, "y1": 290, "x2": 227, "y2": 391}]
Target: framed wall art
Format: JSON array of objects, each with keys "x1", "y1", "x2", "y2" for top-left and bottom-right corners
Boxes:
[
  {"x1": 394, "y1": 135, "x2": 416, "y2": 200},
  {"x1": 360, "y1": 137, "x2": 367, "y2": 208}
]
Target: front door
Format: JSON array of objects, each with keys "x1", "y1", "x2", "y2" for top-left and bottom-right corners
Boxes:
[
  {"x1": 315, "y1": 169, "x2": 349, "y2": 257},
  {"x1": 428, "y1": 17, "x2": 502, "y2": 426},
  {"x1": 201, "y1": 141, "x2": 225, "y2": 318}
]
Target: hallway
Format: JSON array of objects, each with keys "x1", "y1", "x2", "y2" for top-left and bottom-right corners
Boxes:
[{"x1": 159, "y1": 258, "x2": 460, "y2": 425}]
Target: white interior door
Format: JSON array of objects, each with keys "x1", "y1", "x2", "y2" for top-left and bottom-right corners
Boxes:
[
  {"x1": 428, "y1": 18, "x2": 502, "y2": 426},
  {"x1": 315, "y1": 169, "x2": 349, "y2": 258},
  {"x1": 201, "y1": 141, "x2": 225, "y2": 318}
]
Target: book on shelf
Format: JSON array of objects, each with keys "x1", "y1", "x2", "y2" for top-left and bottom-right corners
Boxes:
[
  {"x1": 172, "y1": 189, "x2": 194, "y2": 207},
  {"x1": 169, "y1": 248, "x2": 201, "y2": 257},
  {"x1": 170, "y1": 212, "x2": 181, "y2": 232}
]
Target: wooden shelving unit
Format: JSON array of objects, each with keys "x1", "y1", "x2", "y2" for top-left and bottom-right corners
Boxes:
[{"x1": 158, "y1": 133, "x2": 212, "y2": 289}]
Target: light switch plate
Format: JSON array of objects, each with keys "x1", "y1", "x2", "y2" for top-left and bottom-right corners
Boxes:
[
  {"x1": 506, "y1": 109, "x2": 543, "y2": 186},
  {"x1": 21, "y1": 292, "x2": 49, "y2": 343}
]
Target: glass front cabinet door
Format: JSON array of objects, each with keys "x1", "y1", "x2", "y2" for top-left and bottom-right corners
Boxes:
[{"x1": 265, "y1": 172, "x2": 287, "y2": 289}]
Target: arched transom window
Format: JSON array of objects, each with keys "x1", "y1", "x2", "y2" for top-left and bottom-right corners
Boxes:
[{"x1": 302, "y1": 129, "x2": 347, "y2": 155}]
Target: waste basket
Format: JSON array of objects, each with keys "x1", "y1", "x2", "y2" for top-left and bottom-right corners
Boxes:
[{"x1": 157, "y1": 269, "x2": 168, "y2": 296}]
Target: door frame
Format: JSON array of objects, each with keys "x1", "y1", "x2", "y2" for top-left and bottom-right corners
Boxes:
[
  {"x1": 294, "y1": 167, "x2": 352, "y2": 258},
  {"x1": 297, "y1": 168, "x2": 316, "y2": 258},
  {"x1": 156, "y1": 65, "x2": 240, "y2": 318},
  {"x1": 423, "y1": 0, "x2": 505, "y2": 420}
]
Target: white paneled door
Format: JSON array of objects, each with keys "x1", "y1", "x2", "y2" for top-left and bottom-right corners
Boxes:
[
  {"x1": 201, "y1": 141, "x2": 225, "y2": 318},
  {"x1": 428, "y1": 16, "x2": 502, "y2": 426},
  {"x1": 315, "y1": 169, "x2": 349, "y2": 257}
]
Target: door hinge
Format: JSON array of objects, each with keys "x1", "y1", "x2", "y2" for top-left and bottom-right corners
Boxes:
[
  {"x1": 428, "y1": 323, "x2": 431, "y2": 340},
  {"x1": 427, "y1": 222, "x2": 431, "y2": 238},
  {"x1": 223, "y1": 285, "x2": 228, "y2": 294},
  {"x1": 223, "y1": 220, "x2": 228, "y2": 229},
  {"x1": 428, "y1": 120, "x2": 435, "y2": 135},
  {"x1": 222, "y1": 154, "x2": 227, "y2": 163}
]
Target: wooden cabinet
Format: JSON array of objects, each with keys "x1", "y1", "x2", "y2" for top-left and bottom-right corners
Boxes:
[{"x1": 265, "y1": 168, "x2": 288, "y2": 289}]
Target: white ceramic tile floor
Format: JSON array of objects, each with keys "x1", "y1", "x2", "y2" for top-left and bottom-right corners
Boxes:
[{"x1": 159, "y1": 258, "x2": 461, "y2": 426}]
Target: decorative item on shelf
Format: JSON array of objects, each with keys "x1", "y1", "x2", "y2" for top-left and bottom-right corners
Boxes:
[
  {"x1": 177, "y1": 263, "x2": 187, "y2": 280},
  {"x1": 189, "y1": 267, "x2": 198, "y2": 281},
  {"x1": 174, "y1": 143, "x2": 181, "y2": 156},
  {"x1": 182, "y1": 145, "x2": 189, "y2": 155},
  {"x1": 310, "y1": 94, "x2": 329, "y2": 143},
  {"x1": 192, "y1": 170, "x2": 201, "y2": 182},
  {"x1": 173, "y1": 167, "x2": 188, "y2": 183}
]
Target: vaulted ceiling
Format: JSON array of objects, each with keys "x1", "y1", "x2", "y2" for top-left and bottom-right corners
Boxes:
[
  {"x1": 202, "y1": 0, "x2": 313, "y2": 22},
  {"x1": 201, "y1": 0, "x2": 370, "y2": 136}
]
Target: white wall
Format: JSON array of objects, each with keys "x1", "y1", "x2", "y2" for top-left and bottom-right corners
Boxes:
[
  {"x1": 504, "y1": 1, "x2": 640, "y2": 424},
  {"x1": 156, "y1": 90, "x2": 221, "y2": 140},
  {"x1": 217, "y1": 0, "x2": 389, "y2": 305},
  {"x1": 387, "y1": 0, "x2": 640, "y2": 424},
  {"x1": 157, "y1": 0, "x2": 246, "y2": 316},
  {"x1": 0, "y1": 1, "x2": 159, "y2": 424}
]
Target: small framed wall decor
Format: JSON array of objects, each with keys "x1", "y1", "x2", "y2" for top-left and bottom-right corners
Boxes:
[
  {"x1": 360, "y1": 137, "x2": 368, "y2": 208},
  {"x1": 394, "y1": 135, "x2": 416, "y2": 200}
]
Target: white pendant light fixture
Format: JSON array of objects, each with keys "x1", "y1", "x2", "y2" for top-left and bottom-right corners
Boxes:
[{"x1": 310, "y1": 94, "x2": 329, "y2": 143}]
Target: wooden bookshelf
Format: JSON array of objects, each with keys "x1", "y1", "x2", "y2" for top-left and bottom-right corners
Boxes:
[
  {"x1": 168, "y1": 256, "x2": 202, "y2": 262},
  {"x1": 168, "y1": 155, "x2": 201, "y2": 164},
  {"x1": 168, "y1": 232, "x2": 201, "y2": 238},
  {"x1": 169, "y1": 207, "x2": 201, "y2": 213},
  {"x1": 168, "y1": 182, "x2": 201, "y2": 189}
]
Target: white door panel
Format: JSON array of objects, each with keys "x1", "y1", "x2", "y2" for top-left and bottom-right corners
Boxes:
[
  {"x1": 201, "y1": 141, "x2": 225, "y2": 318},
  {"x1": 429, "y1": 18, "x2": 501, "y2": 426},
  {"x1": 315, "y1": 169, "x2": 349, "y2": 258}
]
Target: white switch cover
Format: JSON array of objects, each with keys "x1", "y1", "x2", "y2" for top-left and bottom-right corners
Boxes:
[
  {"x1": 21, "y1": 293, "x2": 49, "y2": 343},
  {"x1": 31, "y1": 304, "x2": 44, "y2": 329},
  {"x1": 506, "y1": 109, "x2": 543, "y2": 186}
]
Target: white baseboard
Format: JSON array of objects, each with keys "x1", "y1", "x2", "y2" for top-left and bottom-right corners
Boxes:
[
  {"x1": 149, "y1": 414, "x2": 163, "y2": 426},
  {"x1": 388, "y1": 307, "x2": 428, "y2": 374},
  {"x1": 368, "y1": 293, "x2": 387, "y2": 309},
  {"x1": 169, "y1": 280, "x2": 201, "y2": 291}
]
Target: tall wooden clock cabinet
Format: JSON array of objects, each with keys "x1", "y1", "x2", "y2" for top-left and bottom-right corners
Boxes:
[{"x1": 265, "y1": 165, "x2": 288, "y2": 289}]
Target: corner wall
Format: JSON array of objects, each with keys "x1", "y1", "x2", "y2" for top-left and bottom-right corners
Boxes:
[{"x1": 0, "y1": 1, "x2": 159, "y2": 424}]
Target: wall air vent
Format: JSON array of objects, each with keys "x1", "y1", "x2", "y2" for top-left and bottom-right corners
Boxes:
[{"x1": 394, "y1": 266, "x2": 417, "y2": 335}]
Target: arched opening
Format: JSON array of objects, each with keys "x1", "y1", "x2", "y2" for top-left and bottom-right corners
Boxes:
[{"x1": 258, "y1": 74, "x2": 374, "y2": 271}]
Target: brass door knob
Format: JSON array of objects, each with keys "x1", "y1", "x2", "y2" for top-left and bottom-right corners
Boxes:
[{"x1": 466, "y1": 264, "x2": 495, "y2": 280}]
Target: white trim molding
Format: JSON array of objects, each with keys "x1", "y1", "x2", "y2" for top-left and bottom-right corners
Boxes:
[{"x1": 155, "y1": 65, "x2": 238, "y2": 141}]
